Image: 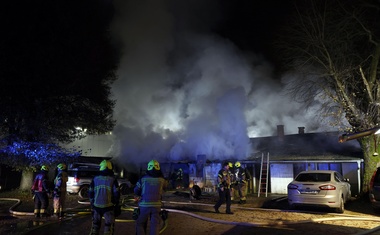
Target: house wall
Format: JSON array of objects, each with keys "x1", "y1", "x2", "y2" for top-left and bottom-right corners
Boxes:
[
  {"x1": 160, "y1": 159, "x2": 362, "y2": 196},
  {"x1": 270, "y1": 164, "x2": 294, "y2": 194},
  {"x1": 189, "y1": 162, "x2": 220, "y2": 192}
]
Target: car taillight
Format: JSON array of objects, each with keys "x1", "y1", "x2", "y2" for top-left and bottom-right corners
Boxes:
[
  {"x1": 319, "y1": 184, "x2": 336, "y2": 190},
  {"x1": 74, "y1": 177, "x2": 80, "y2": 183},
  {"x1": 288, "y1": 184, "x2": 298, "y2": 189}
]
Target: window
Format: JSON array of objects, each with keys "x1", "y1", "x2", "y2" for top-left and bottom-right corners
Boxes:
[{"x1": 296, "y1": 173, "x2": 331, "y2": 182}]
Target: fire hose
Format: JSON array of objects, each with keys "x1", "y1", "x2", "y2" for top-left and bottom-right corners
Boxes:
[
  {"x1": 3, "y1": 197, "x2": 380, "y2": 235},
  {"x1": 0, "y1": 197, "x2": 169, "y2": 234}
]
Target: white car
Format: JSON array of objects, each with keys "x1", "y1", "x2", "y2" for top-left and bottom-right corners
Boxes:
[{"x1": 287, "y1": 170, "x2": 351, "y2": 213}]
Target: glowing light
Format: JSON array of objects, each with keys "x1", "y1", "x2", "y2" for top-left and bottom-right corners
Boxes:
[{"x1": 0, "y1": 140, "x2": 80, "y2": 167}]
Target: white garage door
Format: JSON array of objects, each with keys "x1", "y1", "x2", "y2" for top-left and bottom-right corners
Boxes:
[{"x1": 270, "y1": 164, "x2": 294, "y2": 194}]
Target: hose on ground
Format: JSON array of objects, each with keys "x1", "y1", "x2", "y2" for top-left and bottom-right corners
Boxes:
[{"x1": 3, "y1": 197, "x2": 380, "y2": 235}]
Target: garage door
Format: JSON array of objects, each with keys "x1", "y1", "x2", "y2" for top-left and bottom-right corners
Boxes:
[{"x1": 270, "y1": 164, "x2": 294, "y2": 194}]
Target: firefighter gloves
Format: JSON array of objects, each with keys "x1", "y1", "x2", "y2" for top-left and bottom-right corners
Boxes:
[
  {"x1": 132, "y1": 208, "x2": 140, "y2": 220},
  {"x1": 114, "y1": 205, "x2": 121, "y2": 217},
  {"x1": 160, "y1": 210, "x2": 168, "y2": 221}
]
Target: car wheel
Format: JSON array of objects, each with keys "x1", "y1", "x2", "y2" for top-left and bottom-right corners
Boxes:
[
  {"x1": 336, "y1": 196, "x2": 344, "y2": 213},
  {"x1": 78, "y1": 185, "x2": 89, "y2": 199},
  {"x1": 119, "y1": 183, "x2": 130, "y2": 195},
  {"x1": 288, "y1": 203, "x2": 297, "y2": 210}
]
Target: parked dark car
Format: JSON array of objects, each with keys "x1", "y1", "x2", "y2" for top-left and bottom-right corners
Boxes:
[
  {"x1": 287, "y1": 170, "x2": 351, "y2": 213},
  {"x1": 369, "y1": 167, "x2": 380, "y2": 210}
]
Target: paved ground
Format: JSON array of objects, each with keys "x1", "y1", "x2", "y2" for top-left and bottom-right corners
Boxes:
[{"x1": 2, "y1": 190, "x2": 380, "y2": 235}]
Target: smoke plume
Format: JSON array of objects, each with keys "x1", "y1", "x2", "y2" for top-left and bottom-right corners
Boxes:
[{"x1": 107, "y1": 0, "x2": 332, "y2": 170}]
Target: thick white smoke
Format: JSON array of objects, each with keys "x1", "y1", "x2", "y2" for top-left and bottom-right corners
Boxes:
[{"x1": 107, "y1": 0, "x2": 334, "y2": 170}]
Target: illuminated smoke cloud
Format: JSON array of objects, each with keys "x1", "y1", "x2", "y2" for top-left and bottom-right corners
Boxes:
[{"x1": 108, "y1": 0, "x2": 332, "y2": 170}]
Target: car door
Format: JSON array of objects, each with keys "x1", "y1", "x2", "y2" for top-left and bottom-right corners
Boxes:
[{"x1": 335, "y1": 172, "x2": 350, "y2": 200}]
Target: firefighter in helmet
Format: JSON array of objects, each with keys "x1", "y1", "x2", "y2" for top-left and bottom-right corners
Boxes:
[
  {"x1": 234, "y1": 161, "x2": 247, "y2": 204},
  {"x1": 175, "y1": 168, "x2": 183, "y2": 189},
  {"x1": 134, "y1": 160, "x2": 167, "y2": 235},
  {"x1": 53, "y1": 163, "x2": 68, "y2": 219},
  {"x1": 228, "y1": 162, "x2": 236, "y2": 201},
  {"x1": 213, "y1": 161, "x2": 234, "y2": 214},
  {"x1": 88, "y1": 160, "x2": 120, "y2": 235},
  {"x1": 31, "y1": 165, "x2": 51, "y2": 218}
]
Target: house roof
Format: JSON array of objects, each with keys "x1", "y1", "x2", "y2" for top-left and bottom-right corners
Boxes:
[{"x1": 248, "y1": 131, "x2": 363, "y2": 161}]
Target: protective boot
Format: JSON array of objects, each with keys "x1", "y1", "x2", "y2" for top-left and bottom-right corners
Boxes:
[
  {"x1": 103, "y1": 223, "x2": 114, "y2": 235},
  {"x1": 89, "y1": 225, "x2": 100, "y2": 235},
  {"x1": 59, "y1": 211, "x2": 64, "y2": 219},
  {"x1": 40, "y1": 209, "x2": 49, "y2": 218},
  {"x1": 238, "y1": 199, "x2": 246, "y2": 204},
  {"x1": 34, "y1": 209, "x2": 40, "y2": 218}
]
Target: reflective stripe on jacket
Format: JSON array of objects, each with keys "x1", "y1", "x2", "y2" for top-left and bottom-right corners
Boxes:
[
  {"x1": 54, "y1": 171, "x2": 68, "y2": 193},
  {"x1": 217, "y1": 169, "x2": 231, "y2": 189},
  {"x1": 89, "y1": 170, "x2": 120, "y2": 209},
  {"x1": 134, "y1": 174, "x2": 166, "y2": 208},
  {"x1": 31, "y1": 171, "x2": 49, "y2": 192}
]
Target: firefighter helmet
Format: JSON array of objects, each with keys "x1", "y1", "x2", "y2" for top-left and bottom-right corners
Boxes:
[
  {"x1": 147, "y1": 160, "x2": 160, "y2": 171},
  {"x1": 57, "y1": 163, "x2": 66, "y2": 171},
  {"x1": 99, "y1": 160, "x2": 112, "y2": 171},
  {"x1": 41, "y1": 165, "x2": 49, "y2": 171},
  {"x1": 228, "y1": 162, "x2": 233, "y2": 168},
  {"x1": 235, "y1": 161, "x2": 241, "y2": 168}
]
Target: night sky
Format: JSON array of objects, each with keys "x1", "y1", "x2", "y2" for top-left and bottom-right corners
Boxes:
[
  {"x1": 104, "y1": 0, "x2": 336, "y2": 168},
  {"x1": 214, "y1": 0, "x2": 292, "y2": 69}
]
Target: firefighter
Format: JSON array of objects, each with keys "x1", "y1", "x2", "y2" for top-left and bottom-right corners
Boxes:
[
  {"x1": 134, "y1": 159, "x2": 167, "y2": 235},
  {"x1": 228, "y1": 162, "x2": 236, "y2": 201},
  {"x1": 234, "y1": 161, "x2": 247, "y2": 204},
  {"x1": 31, "y1": 165, "x2": 51, "y2": 218},
  {"x1": 53, "y1": 163, "x2": 68, "y2": 219},
  {"x1": 213, "y1": 161, "x2": 233, "y2": 214},
  {"x1": 175, "y1": 168, "x2": 183, "y2": 189},
  {"x1": 88, "y1": 160, "x2": 120, "y2": 235}
]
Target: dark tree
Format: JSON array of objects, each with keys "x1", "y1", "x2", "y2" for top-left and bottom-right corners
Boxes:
[
  {"x1": 276, "y1": 0, "x2": 380, "y2": 193},
  {"x1": 0, "y1": 0, "x2": 120, "y2": 180}
]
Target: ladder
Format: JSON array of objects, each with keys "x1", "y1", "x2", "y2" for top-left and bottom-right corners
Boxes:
[{"x1": 258, "y1": 152, "x2": 269, "y2": 197}]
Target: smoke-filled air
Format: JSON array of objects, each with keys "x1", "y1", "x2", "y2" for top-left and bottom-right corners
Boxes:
[{"x1": 105, "y1": 0, "x2": 333, "y2": 170}]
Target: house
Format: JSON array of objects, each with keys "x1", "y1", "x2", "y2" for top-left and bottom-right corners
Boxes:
[
  {"x1": 140, "y1": 125, "x2": 364, "y2": 197},
  {"x1": 246, "y1": 125, "x2": 364, "y2": 197}
]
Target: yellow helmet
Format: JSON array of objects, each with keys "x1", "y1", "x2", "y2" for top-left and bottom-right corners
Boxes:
[
  {"x1": 235, "y1": 161, "x2": 241, "y2": 168},
  {"x1": 99, "y1": 160, "x2": 113, "y2": 171},
  {"x1": 41, "y1": 165, "x2": 49, "y2": 171},
  {"x1": 147, "y1": 160, "x2": 160, "y2": 171},
  {"x1": 57, "y1": 163, "x2": 67, "y2": 170},
  {"x1": 228, "y1": 162, "x2": 233, "y2": 168}
]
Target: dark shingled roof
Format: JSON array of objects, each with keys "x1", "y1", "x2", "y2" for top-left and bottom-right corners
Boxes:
[{"x1": 248, "y1": 131, "x2": 363, "y2": 161}]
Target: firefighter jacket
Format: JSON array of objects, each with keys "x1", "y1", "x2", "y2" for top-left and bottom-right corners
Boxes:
[
  {"x1": 31, "y1": 170, "x2": 50, "y2": 193},
  {"x1": 217, "y1": 168, "x2": 232, "y2": 189},
  {"x1": 234, "y1": 167, "x2": 246, "y2": 183},
  {"x1": 88, "y1": 169, "x2": 120, "y2": 210},
  {"x1": 134, "y1": 169, "x2": 166, "y2": 208},
  {"x1": 54, "y1": 170, "x2": 68, "y2": 197},
  {"x1": 176, "y1": 169, "x2": 183, "y2": 180}
]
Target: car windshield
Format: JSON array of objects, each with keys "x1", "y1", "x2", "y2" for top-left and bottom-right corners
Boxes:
[{"x1": 295, "y1": 173, "x2": 331, "y2": 182}]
